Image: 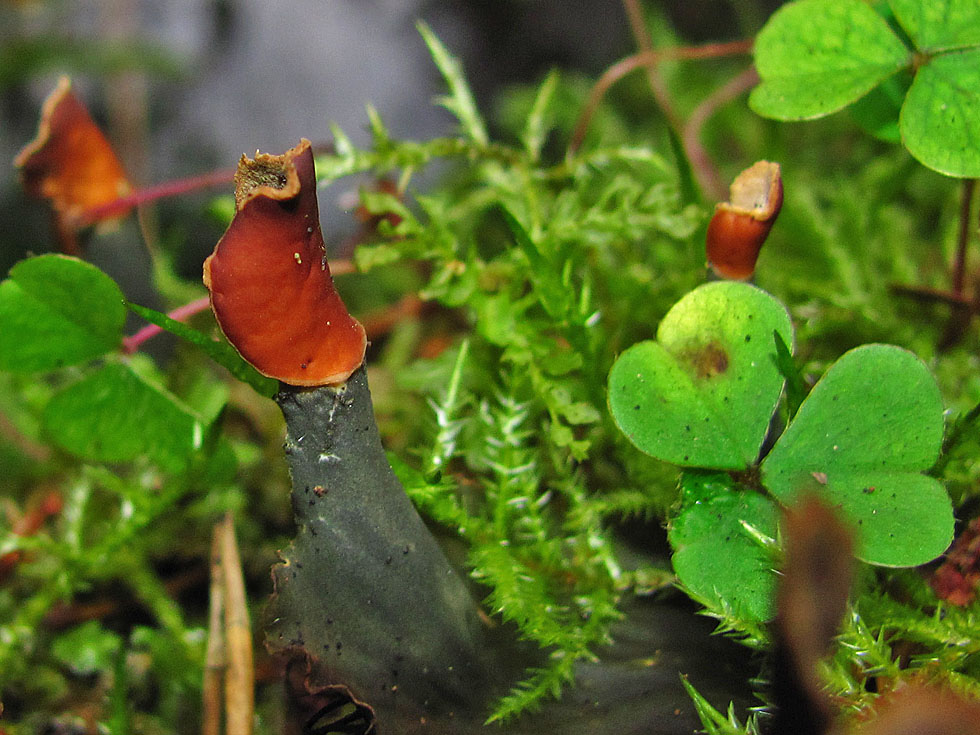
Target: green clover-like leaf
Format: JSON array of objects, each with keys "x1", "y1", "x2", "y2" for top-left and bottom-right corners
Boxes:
[
  {"x1": 888, "y1": 0, "x2": 980, "y2": 51},
  {"x1": 0, "y1": 255, "x2": 125, "y2": 372},
  {"x1": 750, "y1": 0, "x2": 911, "y2": 120},
  {"x1": 669, "y1": 471, "x2": 779, "y2": 625},
  {"x1": 761, "y1": 344, "x2": 952, "y2": 567},
  {"x1": 43, "y1": 361, "x2": 205, "y2": 472},
  {"x1": 608, "y1": 282, "x2": 792, "y2": 469},
  {"x1": 900, "y1": 49, "x2": 980, "y2": 177}
]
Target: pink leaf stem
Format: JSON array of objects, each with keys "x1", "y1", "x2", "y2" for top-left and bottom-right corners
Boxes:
[
  {"x1": 123, "y1": 295, "x2": 213, "y2": 354},
  {"x1": 80, "y1": 169, "x2": 235, "y2": 226}
]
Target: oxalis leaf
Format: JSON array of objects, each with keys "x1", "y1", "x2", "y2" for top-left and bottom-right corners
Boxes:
[
  {"x1": 43, "y1": 361, "x2": 205, "y2": 472},
  {"x1": 761, "y1": 344, "x2": 953, "y2": 567},
  {"x1": 751, "y1": 0, "x2": 980, "y2": 177},
  {"x1": 669, "y1": 471, "x2": 779, "y2": 627},
  {"x1": 750, "y1": 0, "x2": 911, "y2": 121},
  {"x1": 0, "y1": 254, "x2": 125, "y2": 372},
  {"x1": 608, "y1": 282, "x2": 792, "y2": 470},
  {"x1": 891, "y1": 0, "x2": 980, "y2": 178},
  {"x1": 900, "y1": 50, "x2": 980, "y2": 178},
  {"x1": 888, "y1": 0, "x2": 980, "y2": 51}
]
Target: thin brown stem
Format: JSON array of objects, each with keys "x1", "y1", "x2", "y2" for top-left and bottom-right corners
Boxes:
[
  {"x1": 568, "y1": 40, "x2": 753, "y2": 157},
  {"x1": 952, "y1": 178, "x2": 976, "y2": 296},
  {"x1": 682, "y1": 67, "x2": 760, "y2": 201},
  {"x1": 204, "y1": 528, "x2": 226, "y2": 735},
  {"x1": 890, "y1": 283, "x2": 974, "y2": 307},
  {"x1": 621, "y1": 0, "x2": 684, "y2": 132},
  {"x1": 621, "y1": 0, "x2": 726, "y2": 198},
  {"x1": 217, "y1": 513, "x2": 253, "y2": 735}
]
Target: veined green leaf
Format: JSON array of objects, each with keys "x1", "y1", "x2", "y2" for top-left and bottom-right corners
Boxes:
[
  {"x1": 0, "y1": 255, "x2": 125, "y2": 372},
  {"x1": 750, "y1": 0, "x2": 912, "y2": 120},
  {"x1": 900, "y1": 49, "x2": 980, "y2": 177},
  {"x1": 43, "y1": 361, "x2": 206, "y2": 471}
]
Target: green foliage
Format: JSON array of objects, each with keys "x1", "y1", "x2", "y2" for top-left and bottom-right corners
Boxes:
[
  {"x1": 0, "y1": 254, "x2": 125, "y2": 372},
  {"x1": 42, "y1": 360, "x2": 207, "y2": 472},
  {"x1": 4, "y1": 10, "x2": 980, "y2": 733},
  {"x1": 761, "y1": 344, "x2": 952, "y2": 566},
  {"x1": 669, "y1": 472, "x2": 779, "y2": 630},
  {"x1": 330, "y1": 48, "x2": 700, "y2": 720},
  {"x1": 608, "y1": 282, "x2": 792, "y2": 469},
  {"x1": 416, "y1": 20, "x2": 489, "y2": 147},
  {"x1": 751, "y1": 0, "x2": 911, "y2": 119},
  {"x1": 609, "y1": 281, "x2": 955, "y2": 635},
  {"x1": 681, "y1": 676, "x2": 762, "y2": 735},
  {"x1": 0, "y1": 263, "x2": 241, "y2": 733},
  {"x1": 751, "y1": 0, "x2": 980, "y2": 176}
]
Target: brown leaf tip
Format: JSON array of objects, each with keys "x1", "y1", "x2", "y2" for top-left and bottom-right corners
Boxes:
[
  {"x1": 204, "y1": 139, "x2": 367, "y2": 387},
  {"x1": 14, "y1": 76, "x2": 132, "y2": 231},
  {"x1": 706, "y1": 160, "x2": 783, "y2": 281},
  {"x1": 233, "y1": 146, "x2": 303, "y2": 210},
  {"x1": 777, "y1": 495, "x2": 854, "y2": 708}
]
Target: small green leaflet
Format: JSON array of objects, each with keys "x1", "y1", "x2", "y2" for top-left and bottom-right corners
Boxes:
[{"x1": 0, "y1": 255, "x2": 125, "y2": 372}]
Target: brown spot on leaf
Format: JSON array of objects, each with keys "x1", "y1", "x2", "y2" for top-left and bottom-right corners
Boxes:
[{"x1": 681, "y1": 340, "x2": 730, "y2": 379}]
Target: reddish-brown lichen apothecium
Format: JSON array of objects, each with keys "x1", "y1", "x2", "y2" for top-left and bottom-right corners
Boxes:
[
  {"x1": 14, "y1": 76, "x2": 132, "y2": 252},
  {"x1": 203, "y1": 139, "x2": 366, "y2": 386},
  {"x1": 705, "y1": 160, "x2": 783, "y2": 281}
]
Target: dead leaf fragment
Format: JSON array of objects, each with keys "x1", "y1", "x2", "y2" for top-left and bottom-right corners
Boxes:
[{"x1": 14, "y1": 77, "x2": 132, "y2": 252}]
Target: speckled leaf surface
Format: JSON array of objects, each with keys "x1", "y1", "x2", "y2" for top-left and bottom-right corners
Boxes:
[
  {"x1": 900, "y1": 50, "x2": 980, "y2": 177},
  {"x1": 608, "y1": 282, "x2": 792, "y2": 469},
  {"x1": 762, "y1": 345, "x2": 952, "y2": 566},
  {"x1": 750, "y1": 0, "x2": 911, "y2": 120}
]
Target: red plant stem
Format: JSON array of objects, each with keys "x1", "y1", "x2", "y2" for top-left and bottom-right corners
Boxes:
[
  {"x1": 621, "y1": 0, "x2": 685, "y2": 133},
  {"x1": 123, "y1": 296, "x2": 213, "y2": 354},
  {"x1": 568, "y1": 39, "x2": 754, "y2": 157},
  {"x1": 952, "y1": 178, "x2": 977, "y2": 297},
  {"x1": 79, "y1": 168, "x2": 235, "y2": 225},
  {"x1": 0, "y1": 490, "x2": 63, "y2": 582},
  {"x1": 683, "y1": 66, "x2": 760, "y2": 201},
  {"x1": 621, "y1": 0, "x2": 729, "y2": 201}
]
